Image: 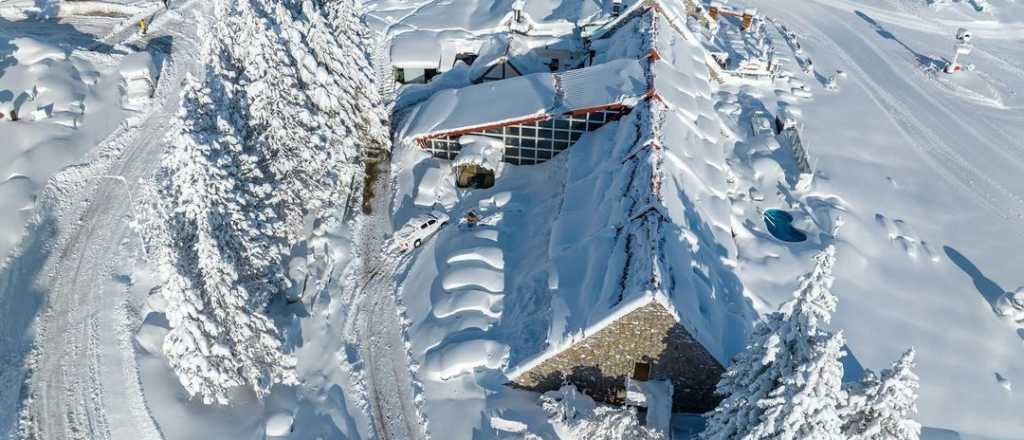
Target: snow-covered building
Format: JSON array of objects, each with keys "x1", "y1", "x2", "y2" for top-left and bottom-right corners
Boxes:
[
  {"x1": 468, "y1": 34, "x2": 572, "y2": 83},
  {"x1": 397, "y1": 57, "x2": 648, "y2": 165},
  {"x1": 390, "y1": 31, "x2": 484, "y2": 84},
  {"x1": 505, "y1": 4, "x2": 754, "y2": 413}
]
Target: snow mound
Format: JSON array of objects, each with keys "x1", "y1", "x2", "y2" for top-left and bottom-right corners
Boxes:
[
  {"x1": 135, "y1": 321, "x2": 169, "y2": 355},
  {"x1": 442, "y1": 265, "x2": 505, "y2": 292},
  {"x1": 541, "y1": 385, "x2": 663, "y2": 440},
  {"x1": 422, "y1": 339, "x2": 509, "y2": 380},
  {"x1": 0, "y1": 34, "x2": 146, "y2": 261},
  {"x1": 446, "y1": 246, "x2": 505, "y2": 270},
  {"x1": 264, "y1": 412, "x2": 294, "y2": 437},
  {"x1": 453, "y1": 135, "x2": 504, "y2": 174},
  {"x1": 994, "y1": 287, "x2": 1024, "y2": 324},
  {"x1": 433, "y1": 289, "x2": 503, "y2": 319}
]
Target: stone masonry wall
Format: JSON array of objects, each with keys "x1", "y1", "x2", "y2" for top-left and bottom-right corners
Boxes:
[{"x1": 510, "y1": 300, "x2": 725, "y2": 412}]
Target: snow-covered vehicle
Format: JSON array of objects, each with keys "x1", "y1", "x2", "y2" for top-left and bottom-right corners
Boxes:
[{"x1": 395, "y1": 211, "x2": 450, "y2": 250}]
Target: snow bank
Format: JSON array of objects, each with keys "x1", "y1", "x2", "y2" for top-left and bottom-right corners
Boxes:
[
  {"x1": 446, "y1": 246, "x2": 505, "y2": 270},
  {"x1": 433, "y1": 289, "x2": 503, "y2": 319},
  {"x1": 453, "y1": 135, "x2": 504, "y2": 174},
  {"x1": 10, "y1": 37, "x2": 64, "y2": 64},
  {"x1": 135, "y1": 321, "x2": 169, "y2": 355},
  {"x1": 57, "y1": 1, "x2": 142, "y2": 18},
  {"x1": 264, "y1": 412, "x2": 294, "y2": 437},
  {"x1": 540, "y1": 385, "x2": 663, "y2": 440},
  {"x1": 422, "y1": 339, "x2": 509, "y2": 380},
  {"x1": 0, "y1": 34, "x2": 143, "y2": 261},
  {"x1": 442, "y1": 265, "x2": 505, "y2": 292}
]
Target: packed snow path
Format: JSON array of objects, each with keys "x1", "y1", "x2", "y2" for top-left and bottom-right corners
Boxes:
[
  {"x1": 0, "y1": 2, "x2": 205, "y2": 438},
  {"x1": 351, "y1": 166, "x2": 427, "y2": 440}
]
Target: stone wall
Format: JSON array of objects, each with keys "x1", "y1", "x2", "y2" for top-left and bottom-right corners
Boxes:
[{"x1": 510, "y1": 300, "x2": 725, "y2": 412}]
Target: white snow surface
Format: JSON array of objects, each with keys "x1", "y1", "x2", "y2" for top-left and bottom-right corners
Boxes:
[
  {"x1": 4, "y1": 0, "x2": 1024, "y2": 438},
  {"x1": 453, "y1": 134, "x2": 505, "y2": 173}
]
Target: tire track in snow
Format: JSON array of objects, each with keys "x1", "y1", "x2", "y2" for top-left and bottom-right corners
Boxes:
[
  {"x1": 352, "y1": 165, "x2": 428, "y2": 440},
  {"x1": 6, "y1": 2, "x2": 205, "y2": 439}
]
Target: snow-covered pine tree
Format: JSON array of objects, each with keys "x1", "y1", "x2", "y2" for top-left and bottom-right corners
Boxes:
[
  {"x1": 700, "y1": 246, "x2": 846, "y2": 440},
  {"x1": 841, "y1": 349, "x2": 921, "y2": 440},
  {"x1": 143, "y1": 0, "x2": 388, "y2": 404}
]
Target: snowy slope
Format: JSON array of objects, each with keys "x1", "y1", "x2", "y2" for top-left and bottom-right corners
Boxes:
[
  {"x1": 732, "y1": 0, "x2": 1024, "y2": 437},
  {"x1": 1, "y1": 0, "x2": 1023, "y2": 438}
]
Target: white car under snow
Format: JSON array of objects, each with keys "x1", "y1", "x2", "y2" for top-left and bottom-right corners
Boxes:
[{"x1": 395, "y1": 211, "x2": 450, "y2": 251}]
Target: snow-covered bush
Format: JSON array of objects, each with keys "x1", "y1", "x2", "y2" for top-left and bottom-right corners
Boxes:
[
  {"x1": 841, "y1": 349, "x2": 921, "y2": 440},
  {"x1": 540, "y1": 385, "x2": 664, "y2": 440},
  {"x1": 700, "y1": 246, "x2": 847, "y2": 440},
  {"x1": 140, "y1": 0, "x2": 388, "y2": 404}
]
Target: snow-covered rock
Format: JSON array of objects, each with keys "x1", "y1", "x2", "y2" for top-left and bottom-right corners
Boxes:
[
  {"x1": 994, "y1": 287, "x2": 1024, "y2": 324},
  {"x1": 264, "y1": 412, "x2": 294, "y2": 437}
]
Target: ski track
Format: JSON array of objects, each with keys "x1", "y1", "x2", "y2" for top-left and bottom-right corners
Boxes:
[
  {"x1": 0, "y1": 2, "x2": 205, "y2": 439},
  {"x1": 773, "y1": 1, "x2": 1024, "y2": 230}
]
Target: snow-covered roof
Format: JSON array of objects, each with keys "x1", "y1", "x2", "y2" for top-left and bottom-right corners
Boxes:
[
  {"x1": 399, "y1": 72, "x2": 557, "y2": 139},
  {"x1": 508, "y1": 8, "x2": 753, "y2": 373},
  {"x1": 468, "y1": 35, "x2": 552, "y2": 80},
  {"x1": 399, "y1": 58, "x2": 648, "y2": 140},
  {"x1": 560, "y1": 58, "x2": 648, "y2": 111},
  {"x1": 391, "y1": 31, "x2": 444, "y2": 69}
]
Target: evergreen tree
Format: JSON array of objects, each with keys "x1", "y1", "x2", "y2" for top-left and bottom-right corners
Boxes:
[
  {"x1": 842, "y1": 349, "x2": 921, "y2": 440},
  {"x1": 700, "y1": 246, "x2": 846, "y2": 440},
  {"x1": 143, "y1": 0, "x2": 388, "y2": 404}
]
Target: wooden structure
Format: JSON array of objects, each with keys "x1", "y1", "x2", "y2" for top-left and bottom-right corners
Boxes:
[{"x1": 708, "y1": 3, "x2": 756, "y2": 32}]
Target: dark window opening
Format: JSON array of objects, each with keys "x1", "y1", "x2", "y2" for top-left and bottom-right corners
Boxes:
[
  {"x1": 632, "y1": 362, "x2": 651, "y2": 381},
  {"x1": 455, "y1": 52, "x2": 478, "y2": 66}
]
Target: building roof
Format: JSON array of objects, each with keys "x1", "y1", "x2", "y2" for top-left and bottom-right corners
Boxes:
[
  {"x1": 390, "y1": 31, "x2": 484, "y2": 71},
  {"x1": 390, "y1": 31, "x2": 445, "y2": 69},
  {"x1": 397, "y1": 57, "x2": 648, "y2": 141},
  {"x1": 398, "y1": 71, "x2": 557, "y2": 140},
  {"x1": 507, "y1": 6, "x2": 754, "y2": 377}
]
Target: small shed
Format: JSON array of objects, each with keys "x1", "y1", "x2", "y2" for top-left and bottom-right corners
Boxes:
[{"x1": 452, "y1": 136, "x2": 504, "y2": 188}]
